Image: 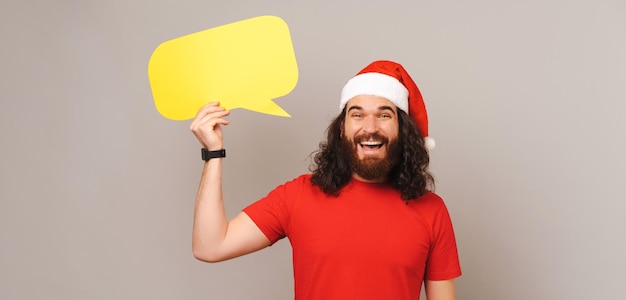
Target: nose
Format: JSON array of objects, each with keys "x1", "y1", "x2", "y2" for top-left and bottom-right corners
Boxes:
[{"x1": 361, "y1": 116, "x2": 378, "y2": 133}]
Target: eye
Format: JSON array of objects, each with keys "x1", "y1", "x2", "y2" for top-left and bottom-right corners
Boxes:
[
  {"x1": 351, "y1": 112, "x2": 362, "y2": 118},
  {"x1": 380, "y1": 113, "x2": 391, "y2": 119}
]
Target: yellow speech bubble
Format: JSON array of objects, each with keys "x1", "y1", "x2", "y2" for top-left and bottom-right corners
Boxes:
[{"x1": 148, "y1": 15, "x2": 298, "y2": 120}]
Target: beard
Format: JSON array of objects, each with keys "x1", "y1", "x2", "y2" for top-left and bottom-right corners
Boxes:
[{"x1": 340, "y1": 132, "x2": 401, "y2": 181}]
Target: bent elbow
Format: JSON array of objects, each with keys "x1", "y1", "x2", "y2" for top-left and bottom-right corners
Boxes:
[{"x1": 192, "y1": 247, "x2": 225, "y2": 263}]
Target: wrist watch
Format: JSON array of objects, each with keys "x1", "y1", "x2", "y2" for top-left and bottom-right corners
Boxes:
[{"x1": 201, "y1": 148, "x2": 226, "y2": 161}]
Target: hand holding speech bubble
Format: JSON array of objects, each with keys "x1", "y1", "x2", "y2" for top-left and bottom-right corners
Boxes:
[{"x1": 148, "y1": 16, "x2": 298, "y2": 120}]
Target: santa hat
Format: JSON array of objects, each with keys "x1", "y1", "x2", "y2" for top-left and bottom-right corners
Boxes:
[{"x1": 340, "y1": 60, "x2": 435, "y2": 150}]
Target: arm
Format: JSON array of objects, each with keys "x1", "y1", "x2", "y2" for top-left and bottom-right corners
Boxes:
[
  {"x1": 189, "y1": 102, "x2": 271, "y2": 262},
  {"x1": 424, "y1": 279, "x2": 456, "y2": 300}
]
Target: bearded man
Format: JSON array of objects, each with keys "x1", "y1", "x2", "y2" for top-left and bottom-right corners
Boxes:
[{"x1": 189, "y1": 60, "x2": 462, "y2": 300}]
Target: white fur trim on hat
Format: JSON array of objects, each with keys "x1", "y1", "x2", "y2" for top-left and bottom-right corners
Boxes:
[
  {"x1": 340, "y1": 73, "x2": 409, "y2": 112},
  {"x1": 424, "y1": 136, "x2": 436, "y2": 151}
]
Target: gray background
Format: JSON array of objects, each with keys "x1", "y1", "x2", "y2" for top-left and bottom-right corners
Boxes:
[{"x1": 1, "y1": 0, "x2": 625, "y2": 299}]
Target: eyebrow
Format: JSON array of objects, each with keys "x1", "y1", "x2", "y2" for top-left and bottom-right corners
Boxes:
[
  {"x1": 347, "y1": 105, "x2": 397, "y2": 115},
  {"x1": 379, "y1": 106, "x2": 396, "y2": 114}
]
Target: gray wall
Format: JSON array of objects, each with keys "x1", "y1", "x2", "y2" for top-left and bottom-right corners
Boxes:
[{"x1": 2, "y1": 0, "x2": 625, "y2": 299}]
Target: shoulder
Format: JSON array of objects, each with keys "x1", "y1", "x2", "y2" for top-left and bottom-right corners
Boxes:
[
  {"x1": 414, "y1": 191, "x2": 446, "y2": 207},
  {"x1": 408, "y1": 191, "x2": 451, "y2": 218},
  {"x1": 294, "y1": 173, "x2": 313, "y2": 183},
  {"x1": 278, "y1": 174, "x2": 314, "y2": 188},
  {"x1": 268, "y1": 174, "x2": 318, "y2": 196}
]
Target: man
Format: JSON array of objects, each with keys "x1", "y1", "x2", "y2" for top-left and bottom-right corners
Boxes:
[{"x1": 189, "y1": 60, "x2": 462, "y2": 299}]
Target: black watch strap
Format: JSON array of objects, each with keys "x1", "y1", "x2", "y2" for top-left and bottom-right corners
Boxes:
[{"x1": 201, "y1": 148, "x2": 226, "y2": 161}]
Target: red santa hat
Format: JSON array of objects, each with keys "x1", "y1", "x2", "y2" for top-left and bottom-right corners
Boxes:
[{"x1": 340, "y1": 60, "x2": 435, "y2": 150}]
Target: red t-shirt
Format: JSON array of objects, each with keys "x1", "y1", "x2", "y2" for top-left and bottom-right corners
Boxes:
[{"x1": 243, "y1": 174, "x2": 461, "y2": 300}]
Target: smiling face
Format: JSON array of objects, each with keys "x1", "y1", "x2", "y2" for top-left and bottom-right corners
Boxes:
[{"x1": 341, "y1": 95, "x2": 401, "y2": 182}]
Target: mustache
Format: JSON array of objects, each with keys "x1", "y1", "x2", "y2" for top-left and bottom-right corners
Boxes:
[{"x1": 354, "y1": 132, "x2": 389, "y2": 144}]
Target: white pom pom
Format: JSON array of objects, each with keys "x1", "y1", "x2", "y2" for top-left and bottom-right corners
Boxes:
[{"x1": 424, "y1": 137, "x2": 436, "y2": 151}]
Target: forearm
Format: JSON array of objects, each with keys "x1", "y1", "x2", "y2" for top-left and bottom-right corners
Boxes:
[{"x1": 192, "y1": 158, "x2": 227, "y2": 262}]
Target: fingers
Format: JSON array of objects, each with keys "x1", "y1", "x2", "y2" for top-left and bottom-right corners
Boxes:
[
  {"x1": 190, "y1": 102, "x2": 230, "y2": 130},
  {"x1": 189, "y1": 102, "x2": 231, "y2": 149},
  {"x1": 194, "y1": 101, "x2": 224, "y2": 119}
]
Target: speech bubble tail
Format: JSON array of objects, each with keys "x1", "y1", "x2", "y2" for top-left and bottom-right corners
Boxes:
[{"x1": 240, "y1": 100, "x2": 291, "y2": 117}]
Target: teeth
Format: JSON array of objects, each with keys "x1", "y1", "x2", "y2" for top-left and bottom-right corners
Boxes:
[{"x1": 361, "y1": 141, "x2": 382, "y2": 146}]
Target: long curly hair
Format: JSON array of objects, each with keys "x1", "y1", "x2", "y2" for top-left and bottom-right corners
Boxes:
[{"x1": 309, "y1": 108, "x2": 434, "y2": 202}]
